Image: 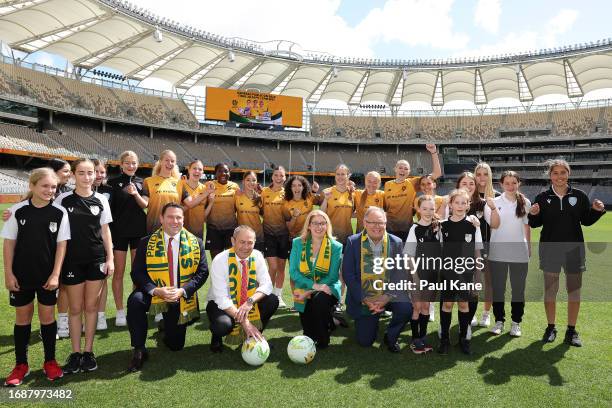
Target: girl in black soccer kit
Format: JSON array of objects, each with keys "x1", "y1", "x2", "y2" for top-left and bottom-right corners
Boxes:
[
  {"x1": 529, "y1": 159, "x2": 605, "y2": 347},
  {"x1": 2, "y1": 168, "x2": 70, "y2": 386},
  {"x1": 56, "y1": 159, "x2": 114, "y2": 374},
  {"x1": 107, "y1": 151, "x2": 147, "y2": 327},
  {"x1": 93, "y1": 159, "x2": 113, "y2": 331},
  {"x1": 403, "y1": 195, "x2": 442, "y2": 354},
  {"x1": 438, "y1": 189, "x2": 484, "y2": 355}
]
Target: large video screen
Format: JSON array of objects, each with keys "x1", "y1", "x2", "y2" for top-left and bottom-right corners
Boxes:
[{"x1": 205, "y1": 87, "x2": 303, "y2": 128}]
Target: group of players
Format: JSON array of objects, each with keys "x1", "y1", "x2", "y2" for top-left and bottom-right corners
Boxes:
[{"x1": 1, "y1": 143, "x2": 606, "y2": 385}]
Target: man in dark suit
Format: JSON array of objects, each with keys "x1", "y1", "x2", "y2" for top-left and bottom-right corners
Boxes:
[
  {"x1": 127, "y1": 203, "x2": 208, "y2": 372},
  {"x1": 342, "y1": 206, "x2": 412, "y2": 352}
]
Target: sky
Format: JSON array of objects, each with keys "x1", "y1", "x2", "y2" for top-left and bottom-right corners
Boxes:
[{"x1": 7, "y1": 0, "x2": 612, "y2": 108}]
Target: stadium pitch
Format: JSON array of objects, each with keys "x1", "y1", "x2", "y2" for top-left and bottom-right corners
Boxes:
[{"x1": 0, "y1": 206, "x2": 610, "y2": 407}]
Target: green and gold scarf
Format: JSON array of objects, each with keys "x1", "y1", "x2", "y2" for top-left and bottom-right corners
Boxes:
[
  {"x1": 360, "y1": 230, "x2": 389, "y2": 315},
  {"x1": 294, "y1": 236, "x2": 331, "y2": 308},
  {"x1": 226, "y1": 248, "x2": 261, "y2": 345}
]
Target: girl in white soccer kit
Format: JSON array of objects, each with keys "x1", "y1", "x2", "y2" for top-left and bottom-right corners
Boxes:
[{"x1": 2, "y1": 168, "x2": 70, "y2": 386}]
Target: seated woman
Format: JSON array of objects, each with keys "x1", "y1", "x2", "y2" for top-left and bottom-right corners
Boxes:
[{"x1": 289, "y1": 210, "x2": 342, "y2": 349}]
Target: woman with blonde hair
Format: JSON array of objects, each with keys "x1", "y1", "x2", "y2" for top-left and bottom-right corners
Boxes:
[
  {"x1": 354, "y1": 171, "x2": 385, "y2": 232},
  {"x1": 289, "y1": 210, "x2": 343, "y2": 348},
  {"x1": 178, "y1": 159, "x2": 208, "y2": 238}
]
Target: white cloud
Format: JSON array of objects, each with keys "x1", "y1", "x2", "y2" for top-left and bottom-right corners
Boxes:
[
  {"x1": 543, "y1": 9, "x2": 579, "y2": 47},
  {"x1": 474, "y1": 0, "x2": 502, "y2": 34}
]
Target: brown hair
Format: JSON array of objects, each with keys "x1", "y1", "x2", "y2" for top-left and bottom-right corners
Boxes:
[
  {"x1": 545, "y1": 158, "x2": 571, "y2": 177},
  {"x1": 500, "y1": 171, "x2": 527, "y2": 218},
  {"x1": 416, "y1": 194, "x2": 440, "y2": 230},
  {"x1": 242, "y1": 171, "x2": 261, "y2": 206},
  {"x1": 456, "y1": 171, "x2": 484, "y2": 215},
  {"x1": 71, "y1": 158, "x2": 95, "y2": 173}
]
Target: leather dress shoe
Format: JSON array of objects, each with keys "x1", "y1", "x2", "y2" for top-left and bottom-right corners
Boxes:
[
  {"x1": 383, "y1": 334, "x2": 401, "y2": 353},
  {"x1": 128, "y1": 349, "x2": 148, "y2": 372}
]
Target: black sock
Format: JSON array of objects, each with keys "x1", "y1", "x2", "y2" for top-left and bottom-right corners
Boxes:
[
  {"x1": 440, "y1": 310, "x2": 452, "y2": 340},
  {"x1": 40, "y1": 321, "x2": 57, "y2": 362},
  {"x1": 410, "y1": 319, "x2": 419, "y2": 339},
  {"x1": 14, "y1": 324, "x2": 31, "y2": 365},
  {"x1": 458, "y1": 311, "x2": 471, "y2": 339},
  {"x1": 419, "y1": 314, "x2": 430, "y2": 338},
  {"x1": 548, "y1": 323, "x2": 556, "y2": 330},
  {"x1": 468, "y1": 301, "x2": 478, "y2": 322},
  {"x1": 567, "y1": 325, "x2": 576, "y2": 334}
]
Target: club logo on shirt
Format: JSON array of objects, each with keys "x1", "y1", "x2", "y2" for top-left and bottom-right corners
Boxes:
[
  {"x1": 465, "y1": 234, "x2": 472, "y2": 243},
  {"x1": 10, "y1": 293, "x2": 15, "y2": 299},
  {"x1": 90, "y1": 206, "x2": 100, "y2": 216},
  {"x1": 118, "y1": 183, "x2": 123, "y2": 187},
  {"x1": 444, "y1": 232, "x2": 448, "y2": 237},
  {"x1": 49, "y1": 222, "x2": 57, "y2": 233},
  {"x1": 19, "y1": 219, "x2": 25, "y2": 225},
  {"x1": 546, "y1": 199, "x2": 551, "y2": 204},
  {"x1": 419, "y1": 238, "x2": 424, "y2": 243},
  {"x1": 569, "y1": 197, "x2": 577, "y2": 206},
  {"x1": 402, "y1": 186, "x2": 406, "y2": 191},
  {"x1": 68, "y1": 207, "x2": 74, "y2": 212}
]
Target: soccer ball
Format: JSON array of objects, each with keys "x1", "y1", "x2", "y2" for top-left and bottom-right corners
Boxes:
[
  {"x1": 241, "y1": 337, "x2": 270, "y2": 366},
  {"x1": 287, "y1": 335, "x2": 316, "y2": 364}
]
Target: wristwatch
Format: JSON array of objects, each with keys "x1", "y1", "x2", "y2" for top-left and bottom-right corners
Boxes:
[{"x1": 246, "y1": 297, "x2": 255, "y2": 305}]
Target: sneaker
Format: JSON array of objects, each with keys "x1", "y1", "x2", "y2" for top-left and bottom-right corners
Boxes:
[
  {"x1": 542, "y1": 326, "x2": 557, "y2": 343},
  {"x1": 97, "y1": 314, "x2": 107, "y2": 331},
  {"x1": 466, "y1": 325, "x2": 472, "y2": 340},
  {"x1": 509, "y1": 321, "x2": 522, "y2": 337},
  {"x1": 564, "y1": 330, "x2": 582, "y2": 347},
  {"x1": 421, "y1": 338, "x2": 433, "y2": 352},
  {"x1": 459, "y1": 338, "x2": 472, "y2": 355},
  {"x1": 470, "y1": 316, "x2": 478, "y2": 327},
  {"x1": 62, "y1": 353, "x2": 82, "y2": 374},
  {"x1": 410, "y1": 339, "x2": 426, "y2": 354},
  {"x1": 115, "y1": 309, "x2": 127, "y2": 327},
  {"x1": 80, "y1": 352, "x2": 98, "y2": 372},
  {"x1": 479, "y1": 312, "x2": 491, "y2": 327},
  {"x1": 437, "y1": 338, "x2": 450, "y2": 355},
  {"x1": 277, "y1": 296, "x2": 287, "y2": 309},
  {"x1": 428, "y1": 303, "x2": 435, "y2": 322},
  {"x1": 57, "y1": 316, "x2": 69, "y2": 338},
  {"x1": 154, "y1": 313, "x2": 163, "y2": 323},
  {"x1": 490, "y1": 321, "x2": 504, "y2": 335},
  {"x1": 43, "y1": 360, "x2": 63, "y2": 381},
  {"x1": 4, "y1": 363, "x2": 29, "y2": 386}
]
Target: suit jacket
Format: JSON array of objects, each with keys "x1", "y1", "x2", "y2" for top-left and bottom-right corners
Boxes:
[
  {"x1": 131, "y1": 230, "x2": 209, "y2": 299},
  {"x1": 342, "y1": 232, "x2": 408, "y2": 319}
]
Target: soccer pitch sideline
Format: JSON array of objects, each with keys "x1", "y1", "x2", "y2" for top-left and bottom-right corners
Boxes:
[{"x1": 0, "y1": 205, "x2": 610, "y2": 408}]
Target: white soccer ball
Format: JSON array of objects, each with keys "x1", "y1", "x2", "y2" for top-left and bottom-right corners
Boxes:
[
  {"x1": 287, "y1": 335, "x2": 316, "y2": 364},
  {"x1": 241, "y1": 337, "x2": 270, "y2": 366}
]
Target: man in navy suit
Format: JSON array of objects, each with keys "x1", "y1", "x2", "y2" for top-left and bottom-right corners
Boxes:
[
  {"x1": 127, "y1": 203, "x2": 208, "y2": 372},
  {"x1": 342, "y1": 206, "x2": 412, "y2": 352}
]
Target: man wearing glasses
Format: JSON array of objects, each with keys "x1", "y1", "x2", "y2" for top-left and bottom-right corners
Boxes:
[{"x1": 342, "y1": 207, "x2": 412, "y2": 352}]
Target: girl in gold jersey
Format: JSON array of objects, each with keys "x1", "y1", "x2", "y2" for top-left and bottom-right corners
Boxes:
[
  {"x1": 234, "y1": 171, "x2": 264, "y2": 252},
  {"x1": 353, "y1": 171, "x2": 385, "y2": 232},
  {"x1": 261, "y1": 166, "x2": 289, "y2": 307},
  {"x1": 383, "y1": 144, "x2": 441, "y2": 242},
  {"x1": 283, "y1": 175, "x2": 322, "y2": 241},
  {"x1": 204, "y1": 163, "x2": 240, "y2": 259},
  {"x1": 178, "y1": 160, "x2": 208, "y2": 239},
  {"x1": 142, "y1": 150, "x2": 189, "y2": 234},
  {"x1": 321, "y1": 164, "x2": 354, "y2": 245}
]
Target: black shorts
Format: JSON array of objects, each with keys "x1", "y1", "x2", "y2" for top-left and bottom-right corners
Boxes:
[
  {"x1": 62, "y1": 261, "x2": 107, "y2": 285},
  {"x1": 539, "y1": 243, "x2": 586, "y2": 274},
  {"x1": 112, "y1": 236, "x2": 142, "y2": 252},
  {"x1": 10, "y1": 287, "x2": 57, "y2": 307},
  {"x1": 440, "y1": 272, "x2": 478, "y2": 303},
  {"x1": 206, "y1": 227, "x2": 234, "y2": 252},
  {"x1": 264, "y1": 233, "x2": 290, "y2": 259},
  {"x1": 254, "y1": 240, "x2": 265, "y2": 254}
]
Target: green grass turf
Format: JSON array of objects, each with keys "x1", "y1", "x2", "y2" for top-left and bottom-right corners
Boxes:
[{"x1": 0, "y1": 204, "x2": 610, "y2": 407}]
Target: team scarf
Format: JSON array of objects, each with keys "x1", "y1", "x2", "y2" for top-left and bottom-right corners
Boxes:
[
  {"x1": 360, "y1": 230, "x2": 389, "y2": 315},
  {"x1": 146, "y1": 228, "x2": 200, "y2": 325},
  {"x1": 294, "y1": 236, "x2": 331, "y2": 308},
  {"x1": 226, "y1": 248, "x2": 262, "y2": 345}
]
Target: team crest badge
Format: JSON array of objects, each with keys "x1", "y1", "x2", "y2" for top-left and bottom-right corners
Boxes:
[
  {"x1": 49, "y1": 222, "x2": 57, "y2": 233},
  {"x1": 546, "y1": 199, "x2": 551, "y2": 204},
  {"x1": 465, "y1": 234, "x2": 472, "y2": 243},
  {"x1": 402, "y1": 186, "x2": 406, "y2": 191},
  {"x1": 118, "y1": 183, "x2": 123, "y2": 187},
  {"x1": 68, "y1": 207, "x2": 74, "y2": 212},
  {"x1": 568, "y1": 197, "x2": 577, "y2": 206},
  {"x1": 19, "y1": 219, "x2": 25, "y2": 225},
  {"x1": 90, "y1": 206, "x2": 100, "y2": 216}
]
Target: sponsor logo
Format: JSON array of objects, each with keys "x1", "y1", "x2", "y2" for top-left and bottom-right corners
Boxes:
[
  {"x1": 49, "y1": 222, "x2": 57, "y2": 233},
  {"x1": 568, "y1": 197, "x2": 577, "y2": 206},
  {"x1": 68, "y1": 207, "x2": 74, "y2": 212},
  {"x1": 465, "y1": 234, "x2": 472, "y2": 243},
  {"x1": 546, "y1": 199, "x2": 551, "y2": 204},
  {"x1": 418, "y1": 238, "x2": 424, "y2": 242},
  {"x1": 90, "y1": 206, "x2": 100, "y2": 216},
  {"x1": 19, "y1": 219, "x2": 25, "y2": 225},
  {"x1": 67, "y1": 271, "x2": 75, "y2": 278},
  {"x1": 10, "y1": 293, "x2": 15, "y2": 299}
]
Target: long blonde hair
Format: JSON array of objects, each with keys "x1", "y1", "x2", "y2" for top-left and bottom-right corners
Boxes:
[
  {"x1": 299, "y1": 209, "x2": 334, "y2": 242},
  {"x1": 152, "y1": 150, "x2": 180, "y2": 178},
  {"x1": 24, "y1": 167, "x2": 58, "y2": 201},
  {"x1": 474, "y1": 162, "x2": 495, "y2": 198}
]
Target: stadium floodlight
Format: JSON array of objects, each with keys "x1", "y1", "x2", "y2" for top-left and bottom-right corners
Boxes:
[{"x1": 153, "y1": 26, "x2": 163, "y2": 43}]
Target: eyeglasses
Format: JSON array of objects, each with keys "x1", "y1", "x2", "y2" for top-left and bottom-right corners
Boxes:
[
  {"x1": 364, "y1": 220, "x2": 386, "y2": 227},
  {"x1": 310, "y1": 221, "x2": 327, "y2": 227}
]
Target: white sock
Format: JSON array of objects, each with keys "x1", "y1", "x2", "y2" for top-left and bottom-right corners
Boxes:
[
  {"x1": 116, "y1": 309, "x2": 125, "y2": 316},
  {"x1": 274, "y1": 287, "x2": 283, "y2": 296},
  {"x1": 98, "y1": 312, "x2": 105, "y2": 318},
  {"x1": 58, "y1": 312, "x2": 68, "y2": 320}
]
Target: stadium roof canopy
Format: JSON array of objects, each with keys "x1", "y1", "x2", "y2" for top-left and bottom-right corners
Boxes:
[{"x1": 1, "y1": 0, "x2": 612, "y2": 107}]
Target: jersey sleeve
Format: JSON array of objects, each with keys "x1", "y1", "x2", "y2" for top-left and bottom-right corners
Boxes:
[
  {"x1": 474, "y1": 227, "x2": 484, "y2": 250},
  {"x1": 57, "y1": 208, "x2": 71, "y2": 242},
  {"x1": 99, "y1": 195, "x2": 113, "y2": 225},
  {"x1": 141, "y1": 179, "x2": 150, "y2": 198},
  {"x1": 402, "y1": 225, "x2": 417, "y2": 257},
  {"x1": 0, "y1": 205, "x2": 19, "y2": 240},
  {"x1": 484, "y1": 204, "x2": 492, "y2": 225}
]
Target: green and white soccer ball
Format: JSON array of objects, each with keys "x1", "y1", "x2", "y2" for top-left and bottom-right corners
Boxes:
[
  {"x1": 241, "y1": 337, "x2": 270, "y2": 366},
  {"x1": 287, "y1": 335, "x2": 316, "y2": 364}
]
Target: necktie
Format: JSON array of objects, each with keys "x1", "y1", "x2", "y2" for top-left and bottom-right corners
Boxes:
[
  {"x1": 239, "y1": 259, "x2": 248, "y2": 305},
  {"x1": 168, "y1": 238, "x2": 174, "y2": 287}
]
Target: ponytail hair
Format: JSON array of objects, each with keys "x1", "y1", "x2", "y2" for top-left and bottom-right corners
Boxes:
[
  {"x1": 500, "y1": 170, "x2": 527, "y2": 218},
  {"x1": 23, "y1": 167, "x2": 58, "y2": 201},
  {"x1": 152, "y1": 150, "x2": 180, "y2": 178},
  {"x1": 243, "y1": 171, "x2": 261, "y2": 206}
]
